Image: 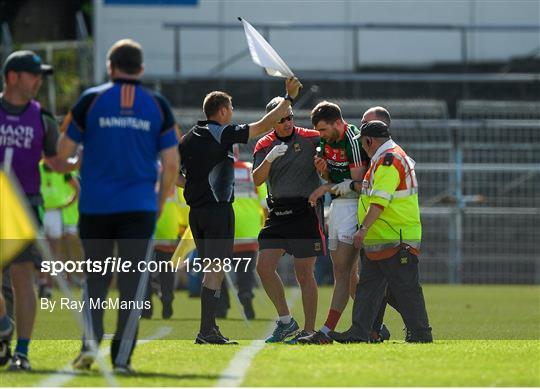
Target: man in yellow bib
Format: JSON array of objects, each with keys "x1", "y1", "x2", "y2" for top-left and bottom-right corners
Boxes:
[
  {"x1": 38, "y1": 162, "x2": 79, "y2": 297},
  {"x1": 216, "y1": 155, "x2": 267, "y2": 320},
  {"x1": 142, "y1": 186, "x2": 182, "y2": 320},
  {"x1": 330, "y1": 120, "x2": 432, "y2": 343}
]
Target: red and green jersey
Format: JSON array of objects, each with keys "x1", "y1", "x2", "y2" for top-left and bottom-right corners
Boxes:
[{"x1": 320, "y1": 122, "x2": 369, "y2": 185}]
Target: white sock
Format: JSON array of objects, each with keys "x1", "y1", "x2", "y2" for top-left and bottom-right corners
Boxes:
[
  {"x1": 320, "y1": 326, "x2": 331, "y2": 335},
  {"x1": 279, "y1": 315, "x2": 292, "y2": 324}
]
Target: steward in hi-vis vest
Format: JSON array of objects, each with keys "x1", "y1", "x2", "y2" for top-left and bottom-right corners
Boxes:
[
  {"x1": 143, "y1": 185, "x2": 183, "y2": 321},
  {"x1": 358, "y1": 139, "x2": 421, "y2": 260},
  {"x1": 217, "y1": 151, "x2": 267, "y2": 320},
  {"x1": 329, "y1": 120, "x2": 433, "y2": 344},
  {"x1": 232, "y1": 159, "x2": 266, "y2": 252}
]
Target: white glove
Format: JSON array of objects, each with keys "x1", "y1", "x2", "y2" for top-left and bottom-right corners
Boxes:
[
  {"x1": 331, "y1": 179, "x2": 353, "y2": 196},
  {"x1": 265, "y1": 143, "x2": 288, "y2": 163}
]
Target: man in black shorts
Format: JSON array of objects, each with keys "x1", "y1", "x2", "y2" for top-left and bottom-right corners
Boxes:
[
  {"x1": 253, "y1": 97, "x2": 324, "y2": 344},
  {"x1": 179, "y1": 77, "x2": 302, "y2": 344}
]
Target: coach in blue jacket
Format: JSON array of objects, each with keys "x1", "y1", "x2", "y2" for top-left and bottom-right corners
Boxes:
[{"x1": 58, "y1": 39, "x2": 179, "y2": 374}]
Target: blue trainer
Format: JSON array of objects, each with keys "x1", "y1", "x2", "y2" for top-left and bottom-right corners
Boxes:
[{"x1": 265, "y1": 318, "x2": 299, "y2": 343}]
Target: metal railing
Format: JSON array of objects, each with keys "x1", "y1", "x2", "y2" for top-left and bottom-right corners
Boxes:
[
  {"x1": 0, "y1": 12, "x2": 92, "y2": 115},
  {"x1": 162, "y1": 21, "x2": 540, "y2": 79},
  {"x1": 232, "y1": 116, "x2": 540, "y2": 284}
]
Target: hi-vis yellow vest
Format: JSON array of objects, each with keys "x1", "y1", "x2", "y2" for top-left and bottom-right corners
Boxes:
[
  {"x1": 39, "y1": 161, "x2": 71, "y2": 209},
  {"x1": 233, "y1": 160, "x2": 265, "y2": 252},
  {"x1": 176, "y1": 187, "x2": 189, "y2": 229},
  {"x1": 154, "y1": 187, "x2": 183, "y2": 251},
  {"x1": 357, "y1": 140, "x2": 421, "y2": 260}
]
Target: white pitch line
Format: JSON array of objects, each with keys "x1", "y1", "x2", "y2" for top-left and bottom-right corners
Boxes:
[
  {"x1": 216, "y1": 289, "x2": 300, "y2": 387},
  {"x1": 37, "y1": 326, "x2": 172, "y2": 387}
]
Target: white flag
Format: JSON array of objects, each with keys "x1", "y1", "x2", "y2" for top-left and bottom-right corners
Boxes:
[{"x1": 239, "y1": 17, "x2": 294, "y2": 78}]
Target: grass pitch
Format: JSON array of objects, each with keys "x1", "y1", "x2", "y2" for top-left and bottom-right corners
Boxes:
[{"x1": 0, "y1": 284, "x2": 539, "y2": 387}]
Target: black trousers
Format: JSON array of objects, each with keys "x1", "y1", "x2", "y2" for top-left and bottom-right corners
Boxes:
[
  {"x1": 352, "y1": 247, "x2": 432, "y2": 341},
  {"x1": 79, "y1": 211, "x2": 155, "y2": 365},
  {"x1": 145, "y1": 249, "x2": 175, "y2": 305},
  {"x1": 358, "y1": 249, "x2": 401, "y2": 334},
  {"x1": 217, "y1": 250, "x2": 257, "y2": 311},
  {"x1": 371, "y1": 286, "x2": 399, "y2": 333}
]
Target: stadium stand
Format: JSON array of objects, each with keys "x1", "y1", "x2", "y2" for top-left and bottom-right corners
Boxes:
[
  {"x1": 457, "y1": 100, "x2": 540, "y2": 120},
  {"x1": 328, "y1": 98, "x2": 450, "y2": 119},
  {"x1": 174, "y1": 99, "x2": 539, "y2": 285}
]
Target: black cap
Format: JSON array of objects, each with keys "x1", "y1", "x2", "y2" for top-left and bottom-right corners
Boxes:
[
  {"x1": 2, "y1": 50, "x2": 53, "y2": 77},
  {"x1": 357, "y1": 120, "x2": 391, "y2": 139}
]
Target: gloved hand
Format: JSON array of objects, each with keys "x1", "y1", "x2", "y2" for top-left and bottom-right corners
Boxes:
[
  {"x1": 265, "y1": 143, "x2": 288, "y2": 163},
  {"x1": 331, "y1": 179, "x2": 353, "y2": 196}
]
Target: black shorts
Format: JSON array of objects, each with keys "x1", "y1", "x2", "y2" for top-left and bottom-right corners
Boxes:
[
  {"x1": 258, "y1": 197, "x2": 325, "y2": 258},
  {"x1": 12, "y1": 203, "x2": 43, "y2": 267},
  {"x1": 189, "y1": 203, "x2": 234, "y2": 261}
]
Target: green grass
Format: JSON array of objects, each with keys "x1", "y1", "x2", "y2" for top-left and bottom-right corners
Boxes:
[
  {"x1": 244, "y1": 340, "x2": 539, "y2": 386},
  {"x1": 1, "y1": 285, "x2": 539, "y2": 387}
]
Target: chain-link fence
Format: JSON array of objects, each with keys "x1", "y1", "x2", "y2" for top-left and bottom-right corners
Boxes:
[{"x1": 1, "y1": 39, "x2": 93, "y2": 115}]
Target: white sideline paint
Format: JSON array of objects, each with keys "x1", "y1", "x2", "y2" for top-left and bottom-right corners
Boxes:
[
  {"x1": 37, "y1": 326, "x2": 172, "y2": 387},
  {"x1": 216, "y1": 290, "x2": 300, "y2": 387}
]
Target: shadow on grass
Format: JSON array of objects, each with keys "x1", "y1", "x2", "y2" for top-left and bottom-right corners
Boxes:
[
  {"x1": 140, "y1": 317, "x2": 199, "y2": 322},
  {"x1": 2, "y1": 368, "x2": 221, "y2": 381},
  {"x1": 144, "y1": 317, "x2": 272, "y2": 323},
  {"x1": 216, "y1": 318, "x2": 273, "y2": 322},
  {"x1": 123, "y1": 371, "x2": 222, "y2": 380},
  {"x1": 1, "y1": 368, "x2": 91, "y2": 376}
]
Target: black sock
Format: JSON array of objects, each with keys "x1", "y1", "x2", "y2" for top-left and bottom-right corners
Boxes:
[{"x1": 200, "y1": 286, "x2": 220, "y2": 334}]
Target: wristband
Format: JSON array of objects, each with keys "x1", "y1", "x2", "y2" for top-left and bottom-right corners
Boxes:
[{"x1": 284, "y1": 94, "x2": 294, "y2": 104}]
